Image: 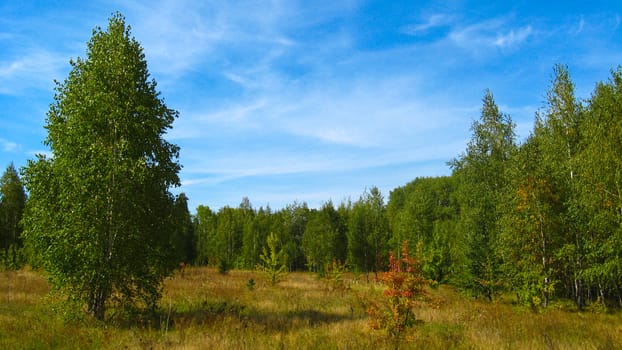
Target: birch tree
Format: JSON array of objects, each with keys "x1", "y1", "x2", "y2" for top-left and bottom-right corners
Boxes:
[{"x1": 21, "y1": 13, "x2": 181, "y2": 320}]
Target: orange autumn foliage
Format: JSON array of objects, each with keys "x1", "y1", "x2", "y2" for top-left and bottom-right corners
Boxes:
[{"x1": 368, "y1": 241, "x2": 429, "y2": 338}]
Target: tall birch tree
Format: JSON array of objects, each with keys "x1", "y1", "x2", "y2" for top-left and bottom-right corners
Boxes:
[{"x1": 21, "y1": 13, "x2": 181, "y2": 320}]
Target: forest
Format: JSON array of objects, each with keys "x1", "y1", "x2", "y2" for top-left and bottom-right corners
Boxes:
[{"x1": 3, "y1": 58, "x2": 622, "y2": 313}]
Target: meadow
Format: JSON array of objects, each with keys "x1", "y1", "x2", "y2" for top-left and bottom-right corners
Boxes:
[{"x1": 1, "y1": 267, "x2": 621, "y2": 349}]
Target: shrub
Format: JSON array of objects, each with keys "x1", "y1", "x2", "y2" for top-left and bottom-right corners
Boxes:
[
  {"x1": 368, "y1": 241, "x2": 429, "y2": 342},
  {"x1": 256, "y1": 232, "x2": 287, "y2": 286}
]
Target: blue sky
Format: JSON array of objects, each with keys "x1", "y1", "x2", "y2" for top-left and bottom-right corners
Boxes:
[{"x1": 1, "y1": 1, "x2": 622, "y2": 211}]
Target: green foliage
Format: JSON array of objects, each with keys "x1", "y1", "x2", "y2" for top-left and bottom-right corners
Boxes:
[
  {"x1": 172, "y1": 193, "x2": 196, "y2": 264},
  {"x1": 257, "y1": 232, "x2": 288, "y2": 285},
  {"x1": 241, "y1": 205, "x2": 270, "y2": 269},
  {"x1": 0, "y1": 244, "x2": 26, "y2": 270},
  {"x1": 279, "y1": 202, "x2": 309, "y2": 271},
  {"x1": 214, "y1": 206, "x2": 243, "y2": 270},
  {"x1": 577, "y1": 67, "x2": 622, "y2": 308},
  {"x1": 302, "y1": 201, "x2": 345, "y2": 273},
  {"x1": 217, "y1": 258, "x2": 231, "y2": 275},
  {"x1": 500, "y1": 134, "x2": 563, "y2": 308},
  {"x1": 449, "y1": 90, "x2": 516, "y2": 300},
  {"x1": 347, "y1": 187, "x2": 389, "y2": 275},
  {"x1": 0, "y1": 163, "x2": 27, "y2": 270},
  {"x1": 194, "y1": 205, "x2": 216, "y2": 266},
  {"x1": 21, "y1": 13, "x2": 181, "y2": 320},
  {"x1": 387, "y1": 176, "x2": 460, "y2": 284}
]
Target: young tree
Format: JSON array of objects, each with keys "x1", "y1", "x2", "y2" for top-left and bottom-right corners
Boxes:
[
  {"x1": 368, "y1": 241, "x2": 429, "y2": 346},
  {"x1": 500, "y1": 136, "x2": 562, "y2": 307},
  {"x1": 450, "y1": 90, "x2": 516, "y2": 300},
  {"x1": 0, "y1": 163, "x2": 27, "y2": 269},
  {"x1": 21, "y1": 13, "x2": 181, "y2": 320},
  {"x1": 257, "y1": 232, "x2": 288, "y2": 285},
  {"x1": 578, "y1": 68, "x2": 622, "y2": 307},
  {"x1": 537, "y1": 65, "x2": 585, "y2": 308}
]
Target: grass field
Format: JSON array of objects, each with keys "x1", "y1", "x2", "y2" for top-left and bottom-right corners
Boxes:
[{"x1": 1, "y1": 267, "x2": 621, "y2": 349}]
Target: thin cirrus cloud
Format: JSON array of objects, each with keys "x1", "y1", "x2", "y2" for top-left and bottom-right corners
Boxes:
[
  {"x1": 0, "y1": 49, "x2": 65, "y2": 95},
  {"x1": 402, "y1": 14, "x2": 454, "y2": 35},
  {"x1": 120, "y1": 0, "x2": 357, "y2": 82},
  {"x1": 402, "y1": 13, "x2": 534, "y2": 51},
  {"x1": 448, "y1": 18, "x2": 534, "y2": 51},
  {"x1": 0, "y1": 138, "x2": 20, "y2": 153}
]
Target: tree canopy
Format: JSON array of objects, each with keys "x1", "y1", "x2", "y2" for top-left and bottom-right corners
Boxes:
[{"x1": 21, "y1": 13, "x2": 181, "y2": 320}]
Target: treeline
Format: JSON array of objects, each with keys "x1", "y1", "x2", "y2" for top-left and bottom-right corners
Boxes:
[
  {"x1": 192, "y1": 190, "x2": 383, "y2": 274},
  {"x1": 4, "y1": 64, "x2": 622, "y2": 310}
]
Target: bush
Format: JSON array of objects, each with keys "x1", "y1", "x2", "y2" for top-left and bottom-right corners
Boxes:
[
  {"x1": 368, "y1": 241, "x2": 429, "y2": 343},
  {"x1": 256, "y1": 232, "x2": 287, "y2": 286}
]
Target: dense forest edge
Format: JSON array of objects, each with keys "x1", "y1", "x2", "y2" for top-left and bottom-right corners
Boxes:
[{"x1": 3, "y1": 13, "x2": 622, "y2": 325}]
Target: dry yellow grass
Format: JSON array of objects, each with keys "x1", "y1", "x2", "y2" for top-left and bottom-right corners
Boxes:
[
  {"x1": 1, "y1": 267, "x2": 621, "y2": 349},
  {"x1": 0, "y1": 268, "x2": 49, "y2": 305}
]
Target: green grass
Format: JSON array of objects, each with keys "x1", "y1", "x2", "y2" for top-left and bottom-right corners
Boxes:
[{"x1": 1, "y1": 267, "x2": 621, "y2": 349}]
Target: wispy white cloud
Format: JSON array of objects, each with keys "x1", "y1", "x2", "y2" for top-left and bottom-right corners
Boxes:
[
  {"x1": 494, "y1": 26, "x2": 533, "y2": 48},
  {"x1": 449, "y1": 19, "x2": 533, "y2": 52},
  {"x1": 120, "y1": 0, "x2": 352, "y2": 79},
  {"x1": 572, "y1": 17, "x2": 586, "y2": 35},
  {"x1": 274, "y1": 86, "x2": 459, "y2": 148},
  {"x1": 175, "y1": 82, "x2": 471, "y2": 197},
  {"x1": 119, "y1": 1, "x2": 225, "y2": 77},
  {"x1": 173, "y1": 73, "x2": 469, "y2": 149},
  {"x1": 403, "y1": 14, "x2": 454, "y2": 35},
  {"x1": 0, "y1": 138, "x2": 20, "y2": 152},
  {"x1": 0, "y1": 49, "x2": 65, "y2": 94}
]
